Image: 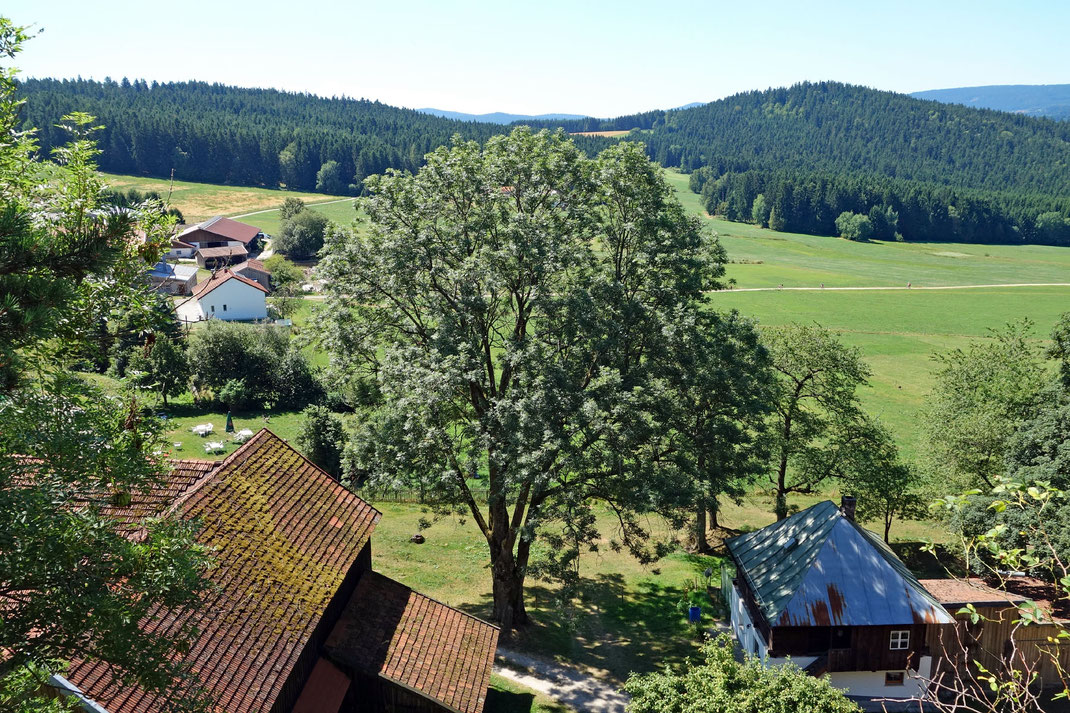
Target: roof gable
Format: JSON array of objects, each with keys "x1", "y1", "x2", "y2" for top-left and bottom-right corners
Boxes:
[
  {"x1": 191, "y1": 269, "x2": 269, "y2": 299},
  {"x1": 179, "y1": 216, "x2": 260, "y2": 244},
  {"x1": 727, "y1": 500, "x2": 952, "y2": 627},
  {"x1": 326, "y1": 572, "x2": 499, "y2": 713},
  {"x1": 66, "y1": 431, "x2": 381, "y2": 713}
]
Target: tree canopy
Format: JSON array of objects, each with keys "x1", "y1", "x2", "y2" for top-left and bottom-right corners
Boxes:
[{"x1": 317, "y1": 127, "x2": 769, "y2": 630}]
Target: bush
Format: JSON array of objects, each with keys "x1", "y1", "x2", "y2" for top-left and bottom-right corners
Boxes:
[
  {"x1": 835, "y1": 211, "x2": 874, "y2": 241},
  {"x1": 625, "y1": 634, "x2": 859, "y2": 713},
  {"x1": 262, "y1": 254, "x2": 304, "y2": 294},
  {"x1": 296, "y1": 405, "x2": 346, "y2": 478},
  {"x1": 276, "y1": 210, "x2": 329, "y2": 259},
  {"x1": 187, "y1": 321, "x2": 320, "y2": 409}
]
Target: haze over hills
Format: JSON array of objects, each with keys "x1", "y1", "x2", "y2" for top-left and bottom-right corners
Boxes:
[
  {"x1": 417, "y1": 108, "x2": 588, "y2": 124},
  {"x1": 911, "y1": 84, "x2": 1070, "y2": 120}
]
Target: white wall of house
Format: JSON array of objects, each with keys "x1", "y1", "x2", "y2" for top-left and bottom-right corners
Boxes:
[
  {"x1": 198, "y1": 279, "x2": 266, "y2": 321},
  {"x1": 167, "y1": 246, "x2": 195, "y2": 259},
  {"x1": 829, "y1": 656, "x2": 932, "y2": 699},
  {"x1": 729, "y1": 583, "x2": 768, "y2": 659}
]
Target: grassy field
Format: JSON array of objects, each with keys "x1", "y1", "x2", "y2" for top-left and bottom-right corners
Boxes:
[
  {"x1": 101, "y1": 172, "x2": 350, "y2": 225},
  {"x1": 662, "y1": 169, "x2": 1070, "y2": 458}
]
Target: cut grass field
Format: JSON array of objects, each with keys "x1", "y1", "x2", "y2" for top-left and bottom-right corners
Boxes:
[{"x1": 101, "y1": 172, "x2": 351, "y2": 225}]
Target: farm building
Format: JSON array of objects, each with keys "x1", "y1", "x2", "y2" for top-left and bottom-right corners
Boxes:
[
  {"x1": 176, "y1": 215, "x2": 263, "y2": 251},
  {"x1": 233, "y1": 257, "x2": 272, "y2": 291},
  {"x1": 55, "y1": 430, "x2": 500, "y2": 713},
  {"x1": 725, "y1": 498, "x2": 955, "y2": 701},
  {"x1": 921, "y1": 577, "x2": 1070, "y2": 692},
  {"x1": 165, "y1": 236, "x2": 196, "y2": 259},
  {"x1": 195, "y1": 244, "x2": 248, "y2": 269},
  {"x1": 176, "y1": 268, "x2": 268, "y2": 322},
  {"x1": 146, "y1": 260, "x2": 198, "y2": 295}
]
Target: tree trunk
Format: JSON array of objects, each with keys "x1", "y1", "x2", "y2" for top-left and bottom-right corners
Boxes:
[
  {"x1": 489, "y1": 542, "x2": 529, "y2": 634},
  {"x1": 709, "y1": 496, "x2": 720, "y2": 530},
  {"x1": 692, "y1": 501, "x2": 709, "y2": 553}
]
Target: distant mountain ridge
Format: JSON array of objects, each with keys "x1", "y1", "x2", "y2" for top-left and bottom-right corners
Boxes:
[
  {"x1": 417, "y1": 101, "x2": 707, "y2": 124},
  {"x1": 417, "y1": 108, "x2": 588, "y2": 124},
  {"x1": 911, "y1": 84, "x2": 1070, "y2": 120}
]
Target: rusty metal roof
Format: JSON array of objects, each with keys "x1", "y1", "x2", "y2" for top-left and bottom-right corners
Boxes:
[{"x1": 726, "y1": 500, "x2": 953, "y2": 628}]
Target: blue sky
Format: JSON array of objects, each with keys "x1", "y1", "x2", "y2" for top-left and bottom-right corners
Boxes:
[{"x1": 7, "y1": 0, "x2": 1069, "y2": 117}]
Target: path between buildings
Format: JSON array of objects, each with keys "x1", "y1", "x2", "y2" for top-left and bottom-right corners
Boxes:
[{"x1": 494, "y1": 648, "x2": 629, "y2": 713}]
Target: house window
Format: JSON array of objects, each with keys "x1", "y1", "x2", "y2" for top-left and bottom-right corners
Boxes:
[
  {"x1": 890, "y1": 630, "x2": 910, "y2": 650},
  {"x1": 885, "y1": 672, "x2": 905, "y2": 686},
  {"x1": 210, "y1": 305, "x2": 215, "y2": 313},
  {"x1": 222, "y1": 304, "x2": 227, "y2": 312}
]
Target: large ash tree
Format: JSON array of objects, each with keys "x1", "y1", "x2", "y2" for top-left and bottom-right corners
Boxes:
[{"x1": 318, "y1": 128, "x2": 769, "y2": 631}]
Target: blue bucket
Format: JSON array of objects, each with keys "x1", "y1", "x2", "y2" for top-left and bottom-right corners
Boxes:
[{"x1": 688, "y1": 605, "x2": 702, "y2": 623}]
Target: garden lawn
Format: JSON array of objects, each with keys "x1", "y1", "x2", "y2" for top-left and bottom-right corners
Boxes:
[
  {"x1": 369, "y1": 501, "x2": 723, "y2": 682},
  {"x1": 159, "y1": 392, "x2": 305, "y2": 461},
  {"x1": 101, "y1": 172, "x2": 350, "y2": 225}
]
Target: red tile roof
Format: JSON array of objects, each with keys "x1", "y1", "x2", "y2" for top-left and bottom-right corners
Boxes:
[
  {"x1": 919, "y1": 578, "x2": 1028, "y2": 608},
  {"x1": 326, "y1": 571, "x2": 499, "y2": 713},
  {"x1": 98, "y1": 459, "x2": 220, "y2": 534},
  {"x1": 191, "y1": 268, "x2": 269, "y2": 299},
  {"x1": 234, "y1": 258, "x2": 270, "y2": 275},
  {"x1": 66, "y1": 430, "x2": 381, "y2": 713},
  {"x1": 179, "y1": 216, "x2": 261, "y2": 245}
]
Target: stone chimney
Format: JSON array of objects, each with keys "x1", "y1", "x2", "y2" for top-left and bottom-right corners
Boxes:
[{"x1": 840, "y1": 495, "x2": 857, "y2": 521}]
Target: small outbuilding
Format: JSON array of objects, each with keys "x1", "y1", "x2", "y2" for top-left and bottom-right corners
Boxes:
[
  {"x1": 165, "y1": 237, "x2": 196, "y2": 259},
  {"x1": 233, "y1": 258, "x2": 272, "y2": 291},
  {"x1": 146, "y1": 261, "x2": 198, "y2": 295},
  {"x1": 176, "y1": 268, "x2": 268, "y2": 323},
  {"x1": 196, "y1": 245, "x2": 248, "y2": 270},
  {"x1": 725, "y1": 498, "x2": 954, "y2": 702}
]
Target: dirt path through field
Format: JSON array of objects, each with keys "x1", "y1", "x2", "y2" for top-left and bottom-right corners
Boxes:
[
  {"x1": 494, "y1": 648, "x2": 628, "y2": 713},
  {"x1": 230, "y1": 196, "x2": 356, "y2": 219},
  {"x1": 722, "y1": 282, "x2": 1070, "y2": 292}
]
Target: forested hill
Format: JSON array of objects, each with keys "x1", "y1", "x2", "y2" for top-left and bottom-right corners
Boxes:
[
  {"x1": 16, "y1": 79, "x2": 515, "y2": 193},
  {"x1": 549, "y1": 82, "x2": 1070, "y2": 196}
]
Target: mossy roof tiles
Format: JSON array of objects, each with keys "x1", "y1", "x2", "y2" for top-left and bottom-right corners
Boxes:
[{"x1": 66, "y1": 430, "x2": 381, "y2": 713}]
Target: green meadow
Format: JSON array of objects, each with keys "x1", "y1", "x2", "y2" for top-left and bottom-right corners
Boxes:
[{"x1": 662, "y1": 169, "x2": 1070, "y2": 457}]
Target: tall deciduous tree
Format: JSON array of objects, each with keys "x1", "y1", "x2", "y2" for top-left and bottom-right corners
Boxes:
[
  {"x1": 317, "y1": 128, "x2": 761, "y2": 631},
  {"x1": 922, "y1": 320, "x2": 1047, "y2": 489},
  {"x1": 763, "y1": 323, "x2": 872, "y2": 520}
]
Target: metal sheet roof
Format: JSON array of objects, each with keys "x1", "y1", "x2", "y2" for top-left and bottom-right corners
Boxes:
[{"x1": 726, "y1": 500, "x2": 953, "y2": 627}]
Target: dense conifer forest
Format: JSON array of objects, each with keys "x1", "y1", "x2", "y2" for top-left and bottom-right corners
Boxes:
[{"x1": 18, "y1": 79, "x2": 1070, "y2": 243}]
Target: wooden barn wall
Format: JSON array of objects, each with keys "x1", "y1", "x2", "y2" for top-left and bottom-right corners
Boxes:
[
  {"x1": 926, "y1": 605, "x2": 1070, "y2": 689},
  {"x1": 343, "y1": 673, "x2": 448, "y2": 713}
]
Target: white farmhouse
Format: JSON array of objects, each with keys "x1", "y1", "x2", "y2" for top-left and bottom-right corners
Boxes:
[{"x1": 176, "y1": 269, "x2": 268, "y2": 323}]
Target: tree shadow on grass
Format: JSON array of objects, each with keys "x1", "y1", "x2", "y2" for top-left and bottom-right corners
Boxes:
[
  {"x1": 484, "y1": 687, "x2": 572, "y2": 713},
  {"x1": 458, "y1": 566, "x2": 720, "y2": 682},
  {"x1": 890, "y1": 541, "x2": 966, "y2": 579}
]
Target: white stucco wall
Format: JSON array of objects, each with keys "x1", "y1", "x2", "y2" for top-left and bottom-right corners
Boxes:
[
  {"x1": 829, "y1": 656, "x2": 931, "y2": 699},
  {"x1": 198, "y1": 279, "x2": 266, "y2": 321},
  {"x1": 167, "y1": 246, "x2": 194, "y2": 258}
]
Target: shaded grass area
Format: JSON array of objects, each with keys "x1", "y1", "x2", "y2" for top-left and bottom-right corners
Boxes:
[
  {"x1": 372, "y1": 502, "x2": 728, "y2": 681},
  {"x1": 486, "y1": 675, "x2": 574, "y2": 713},
  {"x1": 101, "y1": 172, "x2": 350, "y2": 225}
]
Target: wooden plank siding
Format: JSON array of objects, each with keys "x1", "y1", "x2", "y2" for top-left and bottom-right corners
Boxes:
[
  {"x1": 772, "y1": 624, "x2": 927, "y2": 672},
  {"x1": 926, "y1": 605, "x2": 1070, "y2": 689}
]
